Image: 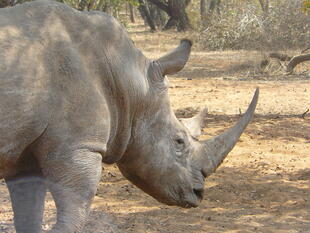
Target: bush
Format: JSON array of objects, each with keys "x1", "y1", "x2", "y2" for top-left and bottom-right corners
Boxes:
[{"x1": 197, "y1": 0, "x2": 310, "y2": 51}]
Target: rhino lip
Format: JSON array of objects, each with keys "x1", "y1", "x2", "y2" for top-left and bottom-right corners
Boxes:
[
  {"x1": 184, "y1": 202, "x2": 198, "y2": 208},
  {"x1": 179, "y1": 188, "x2": 204, "y2": 208}
]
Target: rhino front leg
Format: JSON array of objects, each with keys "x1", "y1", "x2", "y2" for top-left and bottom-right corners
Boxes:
[
  {"x1": 6, "y1": 175, "x2": 46, "y2": 233},
  {"x1": 41, "y1": 149, "x2": 102, "y2": 233}
]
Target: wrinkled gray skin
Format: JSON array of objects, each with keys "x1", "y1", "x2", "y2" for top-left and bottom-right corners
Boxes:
[{"x1": 0, "y1": 1, "x2": 259, "y2": 233}]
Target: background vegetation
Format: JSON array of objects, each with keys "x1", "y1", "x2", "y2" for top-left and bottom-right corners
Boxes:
[{"x1": 1, "y1": 0, "x2": 309, "y2": 51}]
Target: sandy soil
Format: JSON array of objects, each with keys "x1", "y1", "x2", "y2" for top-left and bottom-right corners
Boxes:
[{"x1": 0, "y1": 24, "x2": 309, "y2": 233}]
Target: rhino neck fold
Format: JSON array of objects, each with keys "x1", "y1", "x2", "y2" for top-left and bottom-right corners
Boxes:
[
  {"x1": 100, "y1": 82, "x2": 134, "y2": 164},
  {"x1": 99, "y1": 54, "x2": 150, "y2": 165}
]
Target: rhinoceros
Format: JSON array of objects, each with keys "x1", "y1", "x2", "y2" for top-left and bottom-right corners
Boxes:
[{"x1": 0, "y1": 1, "x2": 259, "y2": 232}]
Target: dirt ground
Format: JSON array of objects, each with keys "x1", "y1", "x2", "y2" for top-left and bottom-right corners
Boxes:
[{"x1": 1, "y1": 23, "x2": 309, "y2": 233}]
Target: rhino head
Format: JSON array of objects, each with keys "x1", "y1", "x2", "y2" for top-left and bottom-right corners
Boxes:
[{"x1": 117, "y1": 40, "x2": 258, "y2": 208}]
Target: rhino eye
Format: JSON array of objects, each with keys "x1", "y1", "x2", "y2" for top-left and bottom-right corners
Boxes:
[
  {"x1": 176, "y1": 138, "x2": 185, "y2": 145},
  {"x1": 175, "y1": 138, "x2": 186, "y2": 155}
]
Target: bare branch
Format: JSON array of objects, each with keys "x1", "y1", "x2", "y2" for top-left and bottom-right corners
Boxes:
[
  {"x1": 301, "y1": 46, "x2": 310, "y2": 54},
  {"x1": 269, "y1": 53, "x2": 292, "y2": 61},
  {"x1": 258, "y1": 0, "x2": 269, "y2": 14},
  {"x1": 301, "y1": 109, "x2": 309, "y2": 119},
  {"x1": 287, "y1": 53, "x2": 310, "y2": 73}
]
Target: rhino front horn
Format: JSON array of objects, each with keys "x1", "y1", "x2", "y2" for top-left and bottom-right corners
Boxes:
[
  {"x1": 157, "y1": 39, "x2": 192, "y2": 76},
  {"x1": 199, "y1": 88, "x2": 259, "y2": 177}
]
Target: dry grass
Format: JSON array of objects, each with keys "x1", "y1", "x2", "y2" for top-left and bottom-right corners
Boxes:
[{"x1": 130, "y1": 23, "x2": 310, "y2": 80}]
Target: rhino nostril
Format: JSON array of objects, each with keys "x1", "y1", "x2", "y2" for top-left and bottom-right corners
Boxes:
[
  {"x1": 201, "y1": 170, "x2": 208, "y2": 179},
  {"x1": 193, "y1": 188, "x2": 204, "y2": 200}
]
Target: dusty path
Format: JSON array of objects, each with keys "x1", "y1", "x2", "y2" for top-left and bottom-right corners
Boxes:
[{"x1": 1, "y1": 24, "x2": 309, "y2": 233}]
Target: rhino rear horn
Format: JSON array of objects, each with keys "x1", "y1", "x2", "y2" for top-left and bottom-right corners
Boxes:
[
  {"x1": 180, "y1": 107, "x2": 208, "y2": 137},
  {"x1": 157, "y1": 39, "x2": 192, "y2": 76},
  {"x1": 200, "y1": 88, "x2": 259, "y2": 177}
]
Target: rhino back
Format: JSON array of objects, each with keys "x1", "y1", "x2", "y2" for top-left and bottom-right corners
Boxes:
[
  {"x1": 0, "y1": 1, "x2": 115, "y2": 177},
  {"x1": 0, "y1": 2, "x2": 52, "y2": 172}
]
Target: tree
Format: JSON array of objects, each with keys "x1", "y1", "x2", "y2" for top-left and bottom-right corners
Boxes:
[
  {"x1": 128, "y1": 2, "x2": 135, "y2": 23},
  {"x1": 0, "y1": 0, "x2": 13, "y2": 8},
  {"x1": 258, "y1": 0, "x2": 269, "y2": 15},
  {"x1": 200, "y1": 0, "x2": 207, "y2": 20},
  {"x1": 148, "y1": 0, "x2": 192, "y2": 31},
  {"x1": 148, "y1": 2, "x2": 167, "y2": 28},
  {"x1": 208, "y1": 0, "x2": 221, "y2": 15},
  {"x1": 200, "y1": 0, "x2": 221, "y2": 27},
  {"x1": 78, "y1": 0, "x2": 88, "y2": 10},
  {"x1": 138, "y1": 0, "x2": 156, "y2": 31}
]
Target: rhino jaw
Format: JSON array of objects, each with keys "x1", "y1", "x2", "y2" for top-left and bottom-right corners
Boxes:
[{"x1": 198, "y1": 88, "x2": 259, "y2": 178}]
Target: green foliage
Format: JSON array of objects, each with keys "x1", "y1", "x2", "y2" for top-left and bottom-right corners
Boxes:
[{"x1": 302, "y1": 0, "x2": 310, "y2": 14}]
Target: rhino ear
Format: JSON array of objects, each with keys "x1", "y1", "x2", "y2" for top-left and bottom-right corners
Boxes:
[
  {"x1": 156, "y1": 39, "x2": 192, "y2": 76},
  {"x1": 179, "y1": 107, "x2": 208, "y2": 137}
]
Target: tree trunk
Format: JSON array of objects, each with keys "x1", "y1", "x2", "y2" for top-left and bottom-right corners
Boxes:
[
  {"x1": 129, "y1": 3, "x2": 135, "y2": 23},
  {"x1": 168, "y1": 0, "x2": 191, "y2": 31},
  {"x1": 149, "y1": 2, "x2": 167, "y2": 28},
  {"x1": 258, "y1": 0, "x2": 269, "y2": 15},
  {"x1": 96, "y1": 0, "x2": 105, "y2": 11},
  {"x1": 163, "y1": 17, "x2": 178, "y2": 30},
  {"x1": 0, "y1": 0, "x2": 11, "y2": 8},
  {"x1": 87, "y1": 0, "x2": 96, "y2": 11},
  {"x1": 208, "y1": 0, "x2": 221, "y2": 15},
  {"x1": 148, "y1": 0, "x2": 171, "y2": 14},
  {"x1": 138, "y1": 0, "x2": 156, "y2": 32},
  {"x1": 200, "y1": 0, "x2": 207, "y2": 21},
  {"x1": 78, "y1": 0, "x2": 88, "y2": 11},
  {"x1": 147, "y1": 0, "x2": 191, "y2": 31}
]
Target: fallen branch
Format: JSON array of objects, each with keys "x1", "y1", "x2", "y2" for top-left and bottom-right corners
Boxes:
[
  {"x1": 260, "y1": 52, "x2": 310, "y2": 74},
  {"x1": 301, "y1": 109, "x2": 309, "y2": 119},
  {"x1": 286, "y1": 53, "x2": 310, "y2": 73}
]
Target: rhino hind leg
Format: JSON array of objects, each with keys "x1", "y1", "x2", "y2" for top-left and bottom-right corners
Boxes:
[
  {"x1": 6, "y1": 175, "x2": 46, "y2": 233},
  {"x1": 42, "y1": 149, "x2": 102, "y2": 233}
]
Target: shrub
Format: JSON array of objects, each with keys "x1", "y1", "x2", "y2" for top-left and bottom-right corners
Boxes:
[{"x1": 197, "y1": 0, "x2": 310, "y2": 51}]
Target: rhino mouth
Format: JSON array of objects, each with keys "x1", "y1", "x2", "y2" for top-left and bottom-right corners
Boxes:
[
  {"x1": 170, "y1": 183, "x2": 205, "y2": 208},
  {"x1": 184, "y1": 187, "x2": 204, "y2": 208},
  {"x1": 173, "y1": 169, "x2": 206, "y2": 208},
  {"x1": 178, "y1": 189, "x2": 204, "y2": 208}
]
